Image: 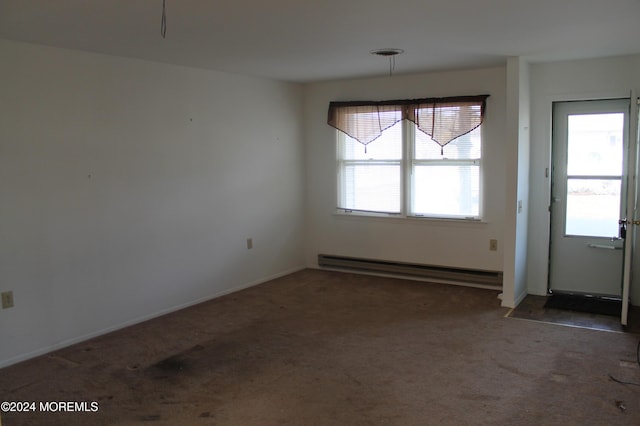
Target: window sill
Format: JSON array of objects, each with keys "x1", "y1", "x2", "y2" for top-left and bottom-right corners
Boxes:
[{"x1": 333, "y1": 210, "x2": 488, "y2": 225}]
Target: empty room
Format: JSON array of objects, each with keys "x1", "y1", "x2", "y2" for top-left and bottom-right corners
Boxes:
[{"x1": 1, "y1": 1, "x2": 640, "y2": 424}]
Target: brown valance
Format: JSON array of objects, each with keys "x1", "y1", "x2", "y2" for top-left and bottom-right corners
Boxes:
[{"x1": 328, "y1": 95, "x2": 489, "y2": 151}]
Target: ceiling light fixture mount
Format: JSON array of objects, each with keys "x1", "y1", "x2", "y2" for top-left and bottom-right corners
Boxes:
[
  {"x1": 370, "y1": 48, "x2": 404, "y2": 76},
  {"x1": 370, "y1": 48, "x2": 404, "y2": 57}
]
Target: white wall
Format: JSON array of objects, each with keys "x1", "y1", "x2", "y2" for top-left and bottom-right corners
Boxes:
[
  {"x1": 502, "y1": 58, "x2": 531, "y2": 308},
  {"x1": 528, "y1": 54, "x2": 640, "y2": 305},
  {"x1": 0, "y1": 40, "x2": 305, "y2": 367},
  {"x1": 303, "y1": 68, "x2": 507, "y2": 276}
]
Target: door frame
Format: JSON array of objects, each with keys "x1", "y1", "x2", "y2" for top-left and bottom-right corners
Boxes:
[
  {"x1": 546, "y1": 95, "x2": 640, "y2": 324},
  {"x1": 548, "y1": 98, "x2": 630, "y2": 298},
  {"x1": 621, "y1": 93, "x2": 639, "y2": 325},
  {"x1": 526, "y1": 89, "x2": 640, "y2": 324}
]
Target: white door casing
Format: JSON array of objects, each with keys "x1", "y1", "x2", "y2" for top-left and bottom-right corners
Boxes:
[{"x1": 621, "y1": 95, "x2": 639, "y2": 325}]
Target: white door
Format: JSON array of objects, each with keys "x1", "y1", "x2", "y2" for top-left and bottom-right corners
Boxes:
[{"x1": 549, "y1": 99, "x2": 630, "y2": 297}]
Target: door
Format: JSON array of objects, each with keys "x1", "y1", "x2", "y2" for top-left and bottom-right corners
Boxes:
[{"x1": 549, "y1": 99, "x2": 630, "y2": 298}]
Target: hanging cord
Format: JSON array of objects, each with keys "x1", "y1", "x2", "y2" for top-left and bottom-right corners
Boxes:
[{"x1": 161, "y1": 0, "x2": 167, "y2": 38}]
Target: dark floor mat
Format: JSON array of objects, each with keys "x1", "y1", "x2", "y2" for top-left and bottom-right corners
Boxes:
[{"x1": 544, "y1": 294, "x2": 622, "y2": 317}]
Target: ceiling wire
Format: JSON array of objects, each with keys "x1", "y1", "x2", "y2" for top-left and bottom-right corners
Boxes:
[
  {"x1": 161, "y1": 0, "x2": 167, "y2": 38},
  {"x1": 370, "y1": 49, "x2": 403, "y2": 77}
]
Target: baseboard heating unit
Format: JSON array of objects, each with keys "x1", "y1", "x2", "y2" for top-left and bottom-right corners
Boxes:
[{"x1": 318, "y1": 254, "x2": 503, "y2": 290}]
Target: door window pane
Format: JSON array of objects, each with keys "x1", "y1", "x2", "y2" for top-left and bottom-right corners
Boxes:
[
  {"x1": 567, "y1": 113, "x2": 624, "y2": 176},
  {"x1": 565, "y1": 179, "x2": 621, "y2": 237}
]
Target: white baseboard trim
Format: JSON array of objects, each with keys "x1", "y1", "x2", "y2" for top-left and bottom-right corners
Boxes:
[{"x1": 514, "y1": 289, "x2": 528, "y2": 307}]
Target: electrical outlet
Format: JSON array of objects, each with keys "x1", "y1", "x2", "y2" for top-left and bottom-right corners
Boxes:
[
  {"x1": 1, "y1": 291, "x2": 14, "y2": 309},
  {"x1": 247, "y1": 238, "x2": 253, "y2": 250},
  {"x1": 489, "y1": 239, "x2": 498, "y2": 251}
]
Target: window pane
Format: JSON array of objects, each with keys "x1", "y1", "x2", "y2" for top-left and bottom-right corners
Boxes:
[
  {"x1": 342, "y1": 164, "x2": 400, "y2": 213},
  {"x1": 339, "y1": 121, "x2": 402, "y2": 160},
  {"x1": 414, "y1": 126, "x2": 481, "y2": 160},
  {"x1": 565, "y1": 178, "x2": 621, "y2": 237},
  {"x1": 412, "y1": 164, "x2": 479, "y2": 217},
  {"x1": 567, "y1": 113, "x2": 623, "y2": 176}
]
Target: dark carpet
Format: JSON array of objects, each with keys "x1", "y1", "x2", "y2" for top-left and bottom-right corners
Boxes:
[{"x1": 1, "y1": 270, "x2": 639, "y2": 425}]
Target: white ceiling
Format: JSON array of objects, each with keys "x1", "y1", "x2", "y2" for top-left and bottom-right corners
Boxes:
[{"x1": 1, "y1": 0, "x2": 640, "y2": 82}]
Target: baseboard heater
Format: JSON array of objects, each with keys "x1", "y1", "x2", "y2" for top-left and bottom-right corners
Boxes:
[{"x1": 318, "y1": 254, "x2": 503, "y2": 288}]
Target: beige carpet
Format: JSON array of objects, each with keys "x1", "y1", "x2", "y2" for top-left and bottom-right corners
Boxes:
[{"x1": 1, "y1": 269, "x2": 639, "y2": 425}]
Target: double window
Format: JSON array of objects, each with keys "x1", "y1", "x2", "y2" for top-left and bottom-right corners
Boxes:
[{"x1": 329, "y1": 96, "x2": 487, "y2": 220}]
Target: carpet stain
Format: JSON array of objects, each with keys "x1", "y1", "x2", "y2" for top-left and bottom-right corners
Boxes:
[
  {"x1": 550, "y1": 373, "x2": 569, "y2": 383},
  {"x1": 140, "y1": 414, "x2": 161, "y2": 421},
  {"x1": 496, "y1": 362, "x2": 536, "y2": 379},
  {"x1": 153, "y1": 355, "x2": 188, "y2": 373},
  {"x1": 563, "y1": 350, "x2": 585, "y2": 359},
  {"x1": 459, "y1": 393, "x2": 501, "y2": 402}
]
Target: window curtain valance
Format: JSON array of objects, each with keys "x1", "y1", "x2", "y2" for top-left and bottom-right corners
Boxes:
[{"x1": 327, "y1": 95, "x2": 489, "y2": 152}]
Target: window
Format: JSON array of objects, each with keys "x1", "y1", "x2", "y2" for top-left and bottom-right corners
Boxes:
[
  {"x1": 330, "y1": 96, "x2": 487, "y2": 220},
  {"x1": 338, "y1": 115, "x2": 403, "y2": 214}
]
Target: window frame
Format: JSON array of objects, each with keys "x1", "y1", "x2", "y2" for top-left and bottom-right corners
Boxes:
[{"x1": 336, "y1": 116, "x2": 484, "y2": 221}]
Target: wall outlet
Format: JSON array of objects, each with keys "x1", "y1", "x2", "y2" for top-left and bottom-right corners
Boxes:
[
  {"x1": 489, "y1": 239, "x2": 498, "y2": 251},
  {"x1": 1, "y1": 291, "x2": 14, "y2": 309},
  {"x1": 246, "y1": 238, "x2": 253, "y2": 250}
]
